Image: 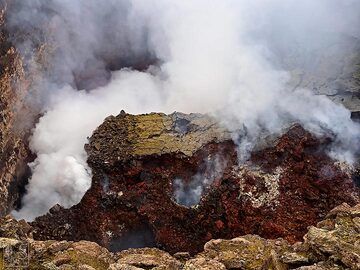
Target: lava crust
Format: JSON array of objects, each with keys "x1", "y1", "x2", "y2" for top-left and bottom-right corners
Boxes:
[{"x1": 31, "y1": 112, "x2": 359, "y2": 254}]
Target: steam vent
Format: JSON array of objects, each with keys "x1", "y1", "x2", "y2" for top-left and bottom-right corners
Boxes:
[{"x1": 1, "y1": 0, "x2": 360, "y2": 269}]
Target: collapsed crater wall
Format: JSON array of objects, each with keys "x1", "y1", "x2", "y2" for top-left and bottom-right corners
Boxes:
[{"x1": 31, "y1": 112, "x2": 359, "y2": 254}]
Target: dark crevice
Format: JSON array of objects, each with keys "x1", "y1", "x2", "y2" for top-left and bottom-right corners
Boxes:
[{"x1": 109, "y1": 225, "x2": 156, "y2": 252}]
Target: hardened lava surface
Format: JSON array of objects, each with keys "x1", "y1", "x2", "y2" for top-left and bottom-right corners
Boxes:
[{"x1": 31, "y1": 112, "x2": 359, "y2": 254}]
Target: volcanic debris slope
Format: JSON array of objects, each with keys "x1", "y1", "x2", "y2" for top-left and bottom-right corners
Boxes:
[{"x1": 31, "y1": 111, "x2": 359, "y2": 255}]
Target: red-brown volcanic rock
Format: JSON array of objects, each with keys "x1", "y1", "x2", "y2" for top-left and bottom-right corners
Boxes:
[{"x1": 31, "y1": 112, "x2": 359, "y2": 254}]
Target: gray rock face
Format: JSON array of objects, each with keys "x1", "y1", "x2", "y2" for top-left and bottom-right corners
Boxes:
[{"x1": 277, "y1": 33, "x2": 360, "y2": 114}]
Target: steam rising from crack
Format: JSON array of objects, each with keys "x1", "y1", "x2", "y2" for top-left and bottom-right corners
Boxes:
[
  {"x1": 9, "y1": 0, "x2": 360, "y2": 220},
  {"x1": 173, "y1": 155, "x2": 227, "y2": 207}
]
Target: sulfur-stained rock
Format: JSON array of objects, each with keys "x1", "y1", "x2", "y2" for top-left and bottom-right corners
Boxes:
[
  {"x1": 0, "y1": 215, "x2": 32, "y2": 240},
  {"x1": 280, "y1": 251, "x2": 310, "y2": 265},
  {"x1": 303, "y1": 203, "x2": 360, "y2": 270},
  {"x1": 41, "y1": 262, "x2": 59, "y2": 270},
  {"x1": 25, "y1": 239, "x2": 115, "y2": 270},
  {"x1": 0, "y1": 236, "x2": 21, "y2": 248},
  {"x1": 325, "y1": 202, "x2": 360, "y2": 218},
  {"x1": 47, "y1": 241, "x2": 72, "y2": 254},
  {"x1": 85, "y1": 112, "x2": 231, "y2": 167},
  {"x1": 183, "y1": 257, "x2": 226, "y2": 270},
  {"x1": 198, "y1": 235, "x2": 290, "y2": 270},
  {"x1": 0, "y1": 237, "x2": 29, "y2": 269},
  {"x1": 78, "y1": 265, "x2": 97, "y2": 270},
  {"x1": 108, "y1": 263, "x2": 143, "y2": 270},
  {"x1": 112, "y1": 248, "x2": 182, "y2": 270},
  {"x1": 52, "y1": 254, "x2": 72, "y2": 266}
]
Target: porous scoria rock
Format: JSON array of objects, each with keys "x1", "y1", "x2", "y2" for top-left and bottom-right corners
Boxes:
[{"x1": 31, "y1": 112, "x2": 359, "y2": 254}]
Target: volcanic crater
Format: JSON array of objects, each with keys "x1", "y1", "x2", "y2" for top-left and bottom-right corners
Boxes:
[{"x1": 29, "y1": 112, "x2": 360, "y2": 255}]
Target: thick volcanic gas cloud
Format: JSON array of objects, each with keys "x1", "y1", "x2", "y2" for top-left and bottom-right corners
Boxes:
[{"x1": 4, "y1": 0, "x2": 360, "y2": 221}]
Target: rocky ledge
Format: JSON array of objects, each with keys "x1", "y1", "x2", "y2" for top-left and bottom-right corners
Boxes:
[
  {"x1": 0, "y1": 202, "x2": 359, "y2": 269},
  {"x1": 30, "y1": 112, "x2": 359, "y2": 255}
]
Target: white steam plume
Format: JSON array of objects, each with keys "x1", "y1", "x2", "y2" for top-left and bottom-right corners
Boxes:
[{"x1": 10, "y1": 0, "x2": 360, "y2": 220}]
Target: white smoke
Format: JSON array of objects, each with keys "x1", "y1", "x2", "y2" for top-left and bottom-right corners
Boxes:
[
  {"x1": 173, "y1": 155, "x2": 227, "y2": 207},
  {"x1": 13, "y1": 70, "x2": 164, "y2": 220},
  {"x1": 10, "y1": 0, "x2": 360, "y2": 220}
]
